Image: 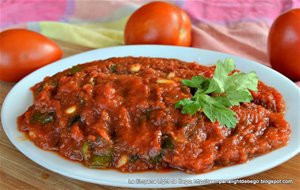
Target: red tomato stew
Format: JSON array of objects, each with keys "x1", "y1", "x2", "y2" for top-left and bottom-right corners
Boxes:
[{"x1": 17, "y1": 57, "x2": 290, "y2": 173}]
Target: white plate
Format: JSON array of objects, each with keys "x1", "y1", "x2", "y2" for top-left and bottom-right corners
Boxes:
[{"x1": 1, "y1": 45, "x2": 300, "y2": 188}]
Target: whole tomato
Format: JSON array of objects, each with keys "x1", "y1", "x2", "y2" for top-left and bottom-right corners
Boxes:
[
  {"x1": 124, "y1": 1, "x2": 192, "y2": 46},
  {"x1": 268, "y1": 9, "x2": 300, "y2": 81},
  {"x1": 0, "y1": 29, "x2": 62, "y2": 82}
]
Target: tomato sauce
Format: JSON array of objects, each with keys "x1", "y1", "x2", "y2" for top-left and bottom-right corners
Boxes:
[{"x1": 17, "y1": 57, "x2": 290, "y2": 173}]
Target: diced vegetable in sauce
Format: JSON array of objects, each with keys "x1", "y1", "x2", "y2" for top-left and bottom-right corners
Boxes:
[
  {"x1": 129, "y1": 154, "x2": 139, "y2": 162},
  {"x1": 82, "y1": 141, "x2": 89, "y2": 161},
  {"x1": 161, "y1": 135, "x2": 174, "y2": 149},
  {"x1": 108, "y1": 64, "x2": 117, "y2": 73},
  {"x1": 89, "y1": 151, "x2": 113, "y2": 168},
  {"x1": 30, "y1": 111, "x2": 55, "y2": 124},
  {"x1": 67, "y1": 115, "x2": 81, "y2": 128},
  {"x1": 68, "y1": 65, "x2": 82, "y2": 75}
]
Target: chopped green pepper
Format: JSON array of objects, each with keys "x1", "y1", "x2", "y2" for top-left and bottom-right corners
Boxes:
[
  {"x1": 89, "y1": 154, "x2": 112, "y2": 168},
  {"x1": 30, "y1": 111, "x2": 55, "y2": 124},
  {"x1": 67, "y1": 115, "x2": 81, "y2": 128},
  {"x1": 82, "y1": 141, "x2": 89, "y2": 161},
  {"x1": 68, "y1": 65, "x2": 82, "y2": 75},
  {"x1": 49, "y1": 80, "x2": 59, "y2": 88},
  {"x1": 108, "y1": 64, "x2": 117, "y2": 73},
  {"x1": 161, "y1": 135, "x2": 174, "y2": 149},
  {"x1": 150, "y1": 153, "x2": 162, "y2": 164},
  {"x1": 129, "y1": 154, "x2": 139, "y2": 162},
  {"x1": 34, "y1": 81, "x2": 58, "y2": 96}
]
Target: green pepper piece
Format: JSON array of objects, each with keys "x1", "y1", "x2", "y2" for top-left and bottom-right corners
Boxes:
[
  {"x1": 67, "y1": 115, "x2": 81, "y2": 128},
  {"x1": 161, "y1": 136, "x2": 174, "y2": 149},
  {"x1": 68, "y1": 65, "x2": 82, "y2": 75},
  {"x1": 89, "y1": 154, "x2": 112, "y2": 168},
  {"x1": 30, "y1": 111, "x2": 55, "y2": 124},
  {"x1": 129, "y1": 154, "x2": 139, "y2": 163},
  {"x1": 34, "y1": 83, "x2": 44, "y2": 96},
  {"x1": 82, "y1": 141, "x2": 89, "y2": 161},
  {"x1": 108, "y1": 64, "x2": 117, "y2": 73},
  {"x1": 150, "y1": 153, "x2": 162, "y2": 164}
]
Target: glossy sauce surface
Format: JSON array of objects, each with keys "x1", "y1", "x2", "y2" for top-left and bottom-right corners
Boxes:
[{"x1": 17, "y1": 57, "x2": 290, "y2": 173}]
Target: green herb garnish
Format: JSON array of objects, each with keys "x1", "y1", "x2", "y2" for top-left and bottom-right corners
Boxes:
[{"x1": 175, "y1": 58, "x2": 258, "y2": 128}]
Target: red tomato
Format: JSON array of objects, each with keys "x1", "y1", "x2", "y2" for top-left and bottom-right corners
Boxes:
[
  {"x1": 124, "y1": 1, "x2": 192, "y2": 46},
  {"x1": 268, "y1": 9, "x2": 300, "y2": 81},
  {"x1": 0, "y1": 29, "x2": 63, "y2": 82}
]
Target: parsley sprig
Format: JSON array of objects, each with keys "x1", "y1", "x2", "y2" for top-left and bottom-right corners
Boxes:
[{"x1": 175, "y1": 58, "x2": 258, "y2": 128}]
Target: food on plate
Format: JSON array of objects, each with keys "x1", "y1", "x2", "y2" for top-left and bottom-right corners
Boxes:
[
  {"x1": 268, "y1": 8, "x2": 300, "y2": 81},
  {"x1": 124, "y1": 1, "x2": 192, "y2": 46},
  {"x1": 176, "y1": 59, "x2": 259, "y2": 129},
  {"x1": 0, "y1": 29, "x2": 62, "y2": 82},
  {"x1": 17, "y1": 57, "x2": 290, "y2": 173}
]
